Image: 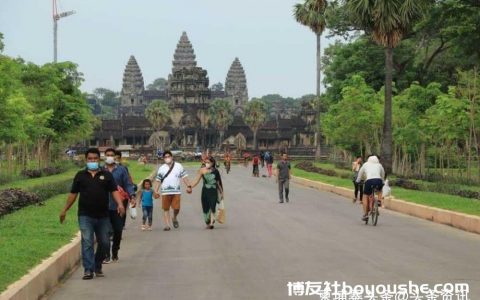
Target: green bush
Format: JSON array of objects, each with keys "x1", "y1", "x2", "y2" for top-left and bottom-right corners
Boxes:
[
  {"x1": 0, "y1": 178, "x2": 72, "y2": 217},
  {"x1": 27, "y1": 179, "x2": 72, "y2": 202},
  {"x1": 0, "y1": 189, "x2": 41, "y2": 217}
]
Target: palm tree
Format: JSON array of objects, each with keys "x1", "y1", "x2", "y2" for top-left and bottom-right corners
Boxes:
[
  {"x1": 244, "y1": 100, "x2": 267, "y2": 150},
  {"x1": 346, "y1": 0, "x2": 427, "y2": 173},
  {"x1": 294, "y1": 0, "x2": 327, "y2": 161},
  {"x1": 145, "y1": 100, "x2": 171, "y2": 149},
  {"x1": 208, "y1": 99, "x2": 234, "y2": 150}
]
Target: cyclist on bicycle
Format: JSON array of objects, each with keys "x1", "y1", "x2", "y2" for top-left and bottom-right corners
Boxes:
[{"x1": 356, "y1": 155, "x2": 385, "y2": 221}]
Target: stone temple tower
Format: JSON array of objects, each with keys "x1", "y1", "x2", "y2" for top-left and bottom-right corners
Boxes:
[
  {"x1": 225, "y1": 57, "x2": 248, "y2": 116},
  {"x1": 120, "y1": 55, "x2": 145, "y2": 112},
  {"x1": 168, "y1": 32, "x2": 210, "y2": 105},
  {"x1": 167, "y1": 31, "x2": 210, "y2": 148},
  {"x1": 172, "y1": 32, "x2": 197, "y2": 73}
]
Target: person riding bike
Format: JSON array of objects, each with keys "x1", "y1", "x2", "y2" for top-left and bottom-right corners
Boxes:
[{"x1": 356, "y1": 155, "x2": 385, "y2": 222}]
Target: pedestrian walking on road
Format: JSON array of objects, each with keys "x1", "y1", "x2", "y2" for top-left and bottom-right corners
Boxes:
[
  {"x1": 153, "y1": 151, "x2": 192, "y2": 231},
  {"x1": 352, "y1": 156, "x2": 364, "y2": 203},
  {"x1": 138, "y1": 179, "x2": 154, "y2": 231},
  {"x1": 275, "y1": 152, "x2": 291, "y2": 203},
  {"x1": 59, "y1": 148, "x2": 125, "y2": 280},
  {"x1": 115, "y1": 150, "x2": 135, "y2": 228},
  {"x1": 252, "y1": 154, "x2": 260, "y2": 177},
  {"x1": 103, "y1": 148, "x2": 136, "y2": 263},
  {"x1": 191, "y1": 156, "x2": 224, "y2": 229},
  {"x1": 265, "y1": 151, "x2": 274, "y2": 177}
]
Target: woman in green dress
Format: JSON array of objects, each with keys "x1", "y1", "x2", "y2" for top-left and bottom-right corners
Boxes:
[{"x1": 191, "y1": 156, "x2": 224, "y2": 229}]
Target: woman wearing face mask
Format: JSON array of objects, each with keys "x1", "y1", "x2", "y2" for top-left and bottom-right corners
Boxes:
[{"x1": 190, "y1": 156, "x2": 224, "y2": 229}]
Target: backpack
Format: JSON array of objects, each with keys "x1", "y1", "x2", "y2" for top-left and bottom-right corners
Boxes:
[{"x1": 264, "y1": 152, "x2": 271, "y2": 161}]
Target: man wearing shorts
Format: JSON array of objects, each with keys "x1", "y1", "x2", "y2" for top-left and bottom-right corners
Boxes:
[
  {"x1": 356, "y1": 155, "x2": 385, "y2": 221},
  {"x1": 153, "y1": 151, "x2": 192, "y2": 231}
]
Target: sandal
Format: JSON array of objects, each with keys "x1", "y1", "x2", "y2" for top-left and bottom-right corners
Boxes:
[
  {"x1": 172, "y1": 219, "x2": 179, "y2": 228},
  {"x1": 163, "y1": 227, "x2": 171, "y2": 231}
]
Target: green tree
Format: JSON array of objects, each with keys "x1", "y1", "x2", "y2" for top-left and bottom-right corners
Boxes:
[
  {"x1": 244, "y1": 100, "x2": 267, "y2": 150},
  {"x1": 20, "y1": 61, "x2": 95, "y2": 167},
  {"x1": 294, "y1": 0, "x2": 328, "y2": 160},
  {"x1": 208, "y1": 99, "x2": 233, "y2": 149},
  {"x1": 322, "y1": 75, "x2": 383, "y2": 157},
  {"x1": 392, "y1": 82, "x2": 443, "y2": 175},
  {"x1": 345, "y1": 0, "x2": 429, "y2": 173},
  {"x1": 93, "y1": 88, "x2": 119, "y2": 107},
  {"x1": 254, "y1": 94, "x2": 302, "y2": 119},
  {"x1": 423, "y1": 86, "x2": 469, "y2": 172},
  {"x1": 0, "y1": 33, "x2": 4, "y2": 53},
  {"x1": 211, "y1": 82, "x2": 224, "y2": 92},
  {"x1": 146, "y1": 78, "x2": 167, "y2": 91},
  {"x1": 145, "y1": 100, "x2": 171, "y2": 148},
  {"x1": 456, "y1": 68, "x2": 480, "y2": 177}
]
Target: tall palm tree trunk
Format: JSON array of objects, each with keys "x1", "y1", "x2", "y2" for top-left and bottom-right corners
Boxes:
[
  {"x1": 219, "y1": 130, "x2": 225, "y2": 151},
  {"x1": 381, "y1": 46, "x2": 394, "y2": 174},
  {"x1": 315, "y1": 33, "x2": 322, "y2": 160},
  {"x1": 253, "y1": 130, "x2": 258, "y2": 151}
]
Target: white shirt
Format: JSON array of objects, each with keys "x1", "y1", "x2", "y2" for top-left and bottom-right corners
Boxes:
[
  {"x1": 356, "y1": 156, "x2": 385, "y2": 182},
  {"x1": 155, "y1": 162, "x2": 187, "y2": 195}
]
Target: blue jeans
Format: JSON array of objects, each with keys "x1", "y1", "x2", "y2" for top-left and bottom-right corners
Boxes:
[
  {"x1": 142, "y1": 206, "x2": 153, "y2": 225},
  {"x1": 78, "y1": 216, "x2": 110, "y2": 273}
]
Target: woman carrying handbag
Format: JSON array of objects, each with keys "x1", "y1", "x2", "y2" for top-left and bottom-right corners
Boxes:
[{"x1": 191, "y1": 156, "x2": 224, "y2": 229}]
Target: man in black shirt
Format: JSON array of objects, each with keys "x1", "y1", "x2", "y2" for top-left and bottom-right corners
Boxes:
[{"x1": 60, "y1": 148, "x2": 125, "y2": 280}]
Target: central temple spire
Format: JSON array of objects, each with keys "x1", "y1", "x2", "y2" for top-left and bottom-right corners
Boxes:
[{"x1": 172, "y1": 31, "x2": 197, "y2": 72}]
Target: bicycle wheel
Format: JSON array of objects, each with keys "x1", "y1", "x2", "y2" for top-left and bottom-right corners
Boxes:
[{"x1": 372, "y1": 196, "x2": 379, "y2": 226}]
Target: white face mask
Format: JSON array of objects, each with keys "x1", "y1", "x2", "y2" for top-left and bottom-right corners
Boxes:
[
  {"x1": 105, "y1": 156, "x2": 115, "y2": 165},
  {"x1": 164, "y1": 157, "x2": 173, "y2": 164},
  {"x1": 205, "y1": 163, "x2": 212, "y2": 169}
]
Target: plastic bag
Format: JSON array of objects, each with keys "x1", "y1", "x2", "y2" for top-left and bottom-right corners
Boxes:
[
  {"x1": 216, "y1": 199, "x2": 225, "y2": 224},
  {"x1": 129, "y1": 202, "x2": 137, "y2": 219},
  {"x1": 383, "y1": 179, "x2": 392, "y2": 197}
]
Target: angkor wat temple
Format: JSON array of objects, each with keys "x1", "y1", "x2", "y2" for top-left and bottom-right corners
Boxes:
[{"x1": 91, "y1": 32, "x2": 319, "y2": 153}]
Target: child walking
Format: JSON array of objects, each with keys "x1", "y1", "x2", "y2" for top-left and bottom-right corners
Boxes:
[{"x1": 138, "y1": 179, "x2": 154, "y2": 231}]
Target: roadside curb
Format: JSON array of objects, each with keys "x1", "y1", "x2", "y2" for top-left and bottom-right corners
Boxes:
[
  {"x1": 292, "y1": 176, "x2": 480, "y2": 235},
  {"x1": 0, "y1": 167, "x2": 158, "y2": 300},
  {"x1": 0, "y1": 233, "x2": 81, "y2": 300}
]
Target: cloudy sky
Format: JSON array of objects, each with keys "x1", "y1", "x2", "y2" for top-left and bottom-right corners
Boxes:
[{"x1": 0, "y1": 0, "x2": 335, "y2": 98}]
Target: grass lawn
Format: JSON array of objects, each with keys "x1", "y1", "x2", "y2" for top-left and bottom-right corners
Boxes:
[
  {"x1": 0, "y1": 168, "x2": 79, "y2": 190},
  {"x1": 292, "y1": 167, "x2": 480, "y2": 217},
  {"x1": 0, "y1": 163, "x2": 155, "y2": 292},
  {"x1": 122, "y1": 162, "x2": 155, "y2": 183},
  {"x1": 0, "y1": 194, "x2": 78, "y2": 292}
]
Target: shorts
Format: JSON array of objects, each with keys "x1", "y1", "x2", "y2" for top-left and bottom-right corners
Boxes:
[
  {"x1": 162, "y1": 194, "x2": 181, "y2": 211},
  {"x1": 364, "y1": 179, "x2": 384, "y2": 195}
]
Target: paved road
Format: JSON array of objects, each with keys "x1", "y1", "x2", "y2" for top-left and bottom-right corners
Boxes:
[{"x1": 49, "y1": 165, "x2": 480, "y2": 299}]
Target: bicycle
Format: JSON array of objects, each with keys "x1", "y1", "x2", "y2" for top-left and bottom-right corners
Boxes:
[{"x1": 365, "y1": 187, "x2": 380, "y2": 226}]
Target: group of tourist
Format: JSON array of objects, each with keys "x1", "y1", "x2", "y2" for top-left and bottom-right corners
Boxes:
[
  {"x1": 59, "y1": 144, "x2": 388, "y2": 281},
  {"x1": 59, "y1": 147, "x2": 225, "y2": 280},
  {"x1": 59, "y1": 148, "x2": 129, "y2": 279},
  {"x1": 241, "y1": 150, "x2": 291, "y2": 203}
]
